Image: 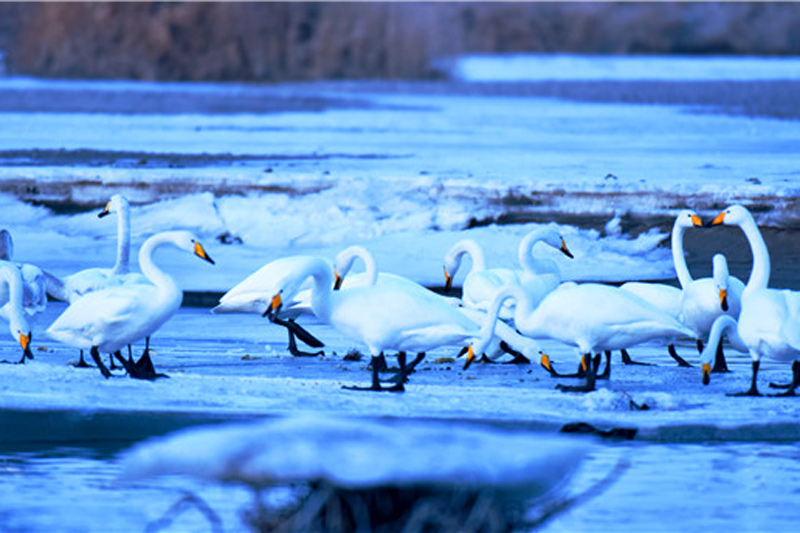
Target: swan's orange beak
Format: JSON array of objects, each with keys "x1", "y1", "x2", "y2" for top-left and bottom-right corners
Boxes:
[
  {"x1": 711, "y1": 212, "x2": 726, "y2": 226},
  {"x1": 540, "y1": 353, "x2": 553, "y2": 373},
  {"x1": 333, "y1": 269, "x2": 343, "y2": 291},
  {"x1": 443, "y1": 267, "x2": 453, "y2": 292},
  {"x1": 691, "y1": 214, "x2": 703, "y2": 227},
  {"x1": 702, "y1": 363, "x2": 711, "y2": 385},
  {"x1": 270, "y1": 292, "x2": 282, "y2": 313},
  {"x1": 98, "y1": 202, "x2": 111, "y2": 218},
  {"x1": 719, "y1": 289, "x2": 729, "y2": 312},
  {"x1": 560, "y1": 238, "x2": 574, "y2": 259},
  {"x1": 20, "y1": 333, "x2": 30, "y2": 352},
  {"x1": 463, "y1": 345, "x2": 477, "y2": 370},
  {"x1": 194, "y1": 241, "x2": 215, "y2": 265}
]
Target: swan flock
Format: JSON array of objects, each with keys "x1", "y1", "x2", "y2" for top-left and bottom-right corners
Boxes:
[{"x1": 4, "y1": 198, "x2": 796, "y2": 397}]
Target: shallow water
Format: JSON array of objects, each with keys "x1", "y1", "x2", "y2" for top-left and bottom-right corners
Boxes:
[{"x1": 2, "y1": 437, "x2": 799, "y2": 532}]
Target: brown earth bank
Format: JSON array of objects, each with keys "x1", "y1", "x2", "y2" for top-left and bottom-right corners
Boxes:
[{"x1": 2, "y1": 2, "x2": 800, "y2": 82}]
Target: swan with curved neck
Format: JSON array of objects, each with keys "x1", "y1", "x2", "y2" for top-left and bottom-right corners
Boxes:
[
  {"x1": 47, "y1": 231, "x2": 214, "y2": 379},
  {"x1": 469, "y1": 282, "x2": 694, "y2": 392},
  {"x1": 268, "y1": 256, "x2": 489, "y2": 391},
  {"x1": 0, "y1": 229, "x2": 48, "y2": 320},
  {"x1": 0, "y1": 261, "x2": 34, "y2": 363},
  {"x1": 334, "y1": 245, "x2": 541, "y2": 365},
  {"x1": 442, "y1": 227, "x2": 573, "y2": 319},
  {"x1": 705, "y1": 204, "x2": 800, "y2": 395},
  {"x1": 44, "y1": 195, "x2": 144, "y2": 303}
]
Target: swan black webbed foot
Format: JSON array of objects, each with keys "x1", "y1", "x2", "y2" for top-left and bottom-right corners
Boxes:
[
  {"x1": 126, "y1": 348, "x2": 168, "y2": 380},
  {"x1": 620, "y1": 348, "x2": 655, "y2": 366},
  {"x1": 343, "y1": 354, "x2": 405, "y2": 392}
]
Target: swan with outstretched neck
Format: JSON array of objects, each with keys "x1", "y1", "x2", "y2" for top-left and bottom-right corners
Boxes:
[
  {"x1": 702, "y1": 204, "x2": 800, "y2": 396},
  {"x1": 267, "y1": 256, "x2": 490, "y2": 391},
  {"x1": 468, "y1": 282, "x2": 694, "y2": 392},
  {"x1": 47, "y1": 231, "x2": 214, "y2": 380},
  {"x1": 0, "y1": 261, "x2": 34, "y2": 364},
  {"x1": 443, "y1": 227, "x2": 573, "y2": 320}
]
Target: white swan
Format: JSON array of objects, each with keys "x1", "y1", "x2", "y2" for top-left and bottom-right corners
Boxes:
[
  {"x1": 44, "y1": 195, "x2": 147, "y2": 303},
  {"x1": 703, "y1": 204, "x2": 800, "y2": 395},
  {"x1": 266, "y1": 256, "x2": 489, "y2": 391},
  {"x1": 469, "y1": 282, "x2": 694, "y2": 392},
  {"x1": 334, "y1": 244, "x2": 541, "y2": 366},
  {"x1": 213, "y1": 255, "x2": 329, "y2": 357},
  {"x1": 442, "y1": 227, "x2": 573, "y2": 320},
  {"x1": 47, "y1": 231, "x2": 214, "y2": 379},
  {"x1": 0, "y1": 229, "x2": 48, "y2": 320},
  {"x1": 0, "y1": 261, "x2": 34, "y2": 364}
]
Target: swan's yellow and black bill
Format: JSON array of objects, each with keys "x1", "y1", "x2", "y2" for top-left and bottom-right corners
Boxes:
[
  {"x1": 98, "y1": 202, "x2": 111, "y2": 218},
  {"x1": 719, "y1": 288, "x2": 729, "y2": 312},
  {"x1": 333, "y1": 269, "x2": 343, "y2": 291},
  {"x1": 560, "y1": 238, "x2": 574, "y2": 259},
  {"x1": 711, "y1": 211, "x2": 726, "y2": 226},
  {"x1": 702, "y1": 363, "x2": 711, "y2": 385},
  {"x1": 463, "y1": 345, "x2": 476, "y2": 370},
  {"x1": 691, "y1": 214, "x2": 703, "y2": 227},
  {"x1": 270, "y1": 293, "x2": 283, "y2": 313},
  {"x1": 443, "y1": 267, "x2": 453, "y2": 292},
  {"x1": 19, "y1": 333, "x2": 30, "y2": 352},
  {"x1": 540, "y1": 353, "x2": 553, "y2": 373},
  {"x1": 193, "y1": 241, "x2": 215, "y2": 265}
]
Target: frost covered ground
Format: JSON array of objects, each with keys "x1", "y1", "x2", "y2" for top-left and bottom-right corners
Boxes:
[{"x1": 2, "y1": 54, "x2": 800, "y2": 531}]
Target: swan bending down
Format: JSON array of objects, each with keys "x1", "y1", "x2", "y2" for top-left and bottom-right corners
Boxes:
[
  {"x1": 47, "y1": 231, "x2": 215, "y2": 379},
  {"x1": 0, "y1": 230, "x2": 48, "y2": 320},
  {"x1": 0, "y1": 261, "x2": 34, "y2": 364},
  {"x1": 442, "y1": 227, "x2": 573, "y2": 320},
  {"x1": 213, "y1": 255, "x2": 329, "y2": 357},
  {"x1": 334, "y1": 245, "x2": 541, "y2": 366},
  {"x1": 266, "y1": 256, "x2": 489, "y2": 392},
  {"x1": 704, "y1": 204, "x2": 800, "y2": 396},
  {"x1": 469, "y1": 283, "x2": 694, "y2": 392},
  {"x1": 44, "y1": 195, "x2": 147, "y2": 303}
]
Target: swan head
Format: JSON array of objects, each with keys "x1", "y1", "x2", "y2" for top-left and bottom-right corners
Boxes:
[
  {"x1": 712, "y1": 253, "x2": 730, "y2": 311},
  {"x1": 264, "y1": 291, "x2": 283, "y2": 319},
  {"x1": 332, "y1": 245, "x2": 373, "y2": 290},
  {"x1": 674, "y1": 209, "x2": 703, "y2": 229},
  {"x1": 443, "y1": 239, "x2": 484, "y2": 290},
  {"x1": 8, "y1": 316, "x2": 33, "y2": 360},
  {"x1": 98, "y1": 194, "x2": 130, "y2": 219},
  {"x1": 710, "y1": 204, "x2": 752, "y2": 227}
]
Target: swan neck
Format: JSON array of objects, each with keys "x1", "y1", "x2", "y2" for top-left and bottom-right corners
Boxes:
[
  {"x1": 741, "y1": 217, "x2": 770, "y2": 292},
  {"x1": 518, "y1": 231, "x2": 558, "y2": 277},
  {"x1": 451, "y1": 240, "x2": 486, "y2": 275},
  {"x1": 112, "y1": 204, "x2": 131, "y2": 275},
  {"x1": 306, "y1": 259, "x2": 335, "y2": 322},
  {"x1": 138, "y1": 235, "x2": 179, "y2": 298},
  {"x1": 476, "y1": 286, "x2": 525, "y2": 353},
  {"x1": 341, "y1": 247, "x2": 377, "y2": 286},
  {"x1": 672, "y1": 223, "x2": 692, "y2": 288},
  {"x1": 0, "y1": 263, "x2": 26, "y2": 323}
]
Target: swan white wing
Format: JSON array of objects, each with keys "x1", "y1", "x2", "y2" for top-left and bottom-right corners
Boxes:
[
  {"x1": 462, "y1": 268, "x2": 521, "y2": 318},
  {"x1": 18, "y1": 263, "x2": 48, "y2": 316},
  {"x1": 47, "y1": 287, "x2": 145, "y2": 348},
  {"x1": 620, "y1": 282, "x2": 682, "y2": 317}
]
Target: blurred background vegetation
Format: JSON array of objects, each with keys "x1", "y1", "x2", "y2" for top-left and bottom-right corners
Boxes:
[{"x1": 1, "y1": 2, "x2": 799, "y2": 82}]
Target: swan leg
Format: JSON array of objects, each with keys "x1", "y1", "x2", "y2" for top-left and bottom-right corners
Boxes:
[
  {"x1": 499, "y1": 341, "x2": 531, "y2": 364},
  {"x1": 557, "y1": 354, "x2": 597, "y2": 393},
  {"x1": 108, "y1": 353, "x2": 119, "y2": 370},
  {"x1": 711, "y1": 342, "x2": 730, "y2": 373},
  {"x1": 667, "y1": 344, "x2": 693, "y2": 367},
  {"x1": 127, "y1": 344, "x2": 135, "y2": 366},
  {"x1": 769, "y1": 361, "x2": 800, "y2": 395},
  {"x1": 70, "y1": 350, "x2": 92, "y2": 368},
  {"x1": 286, "y1": 329, "x2": 324, "y2": 357},
  {"x1": 596, "y1": 352, "x2": 611, "y2": 380},
  {"x1": 728, "y1": 360, "x2": 761, "y2": 397},
  {"x1": 130, "y1": 348, "x2": 169, "y2": 380},
  {"x1": 406, "y1": 352, "x2": 426, "y2": 375},
  {"x1": 343, "y1": 354, "x2": 404, "y2": 392},
  {"x1": 90, "y1": 346, "x2": 112, "y2": 379},
  {"x1": 620, "y1": 348, "x2": 655, "y2": 366},
  {"x1": 113, "y1": 350, "x2": 135, "y2": 375}
]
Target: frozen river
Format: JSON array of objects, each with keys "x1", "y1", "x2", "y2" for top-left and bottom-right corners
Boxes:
[{"x1": 2, "y1": 54, "x2": 800, "y2": 531}]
